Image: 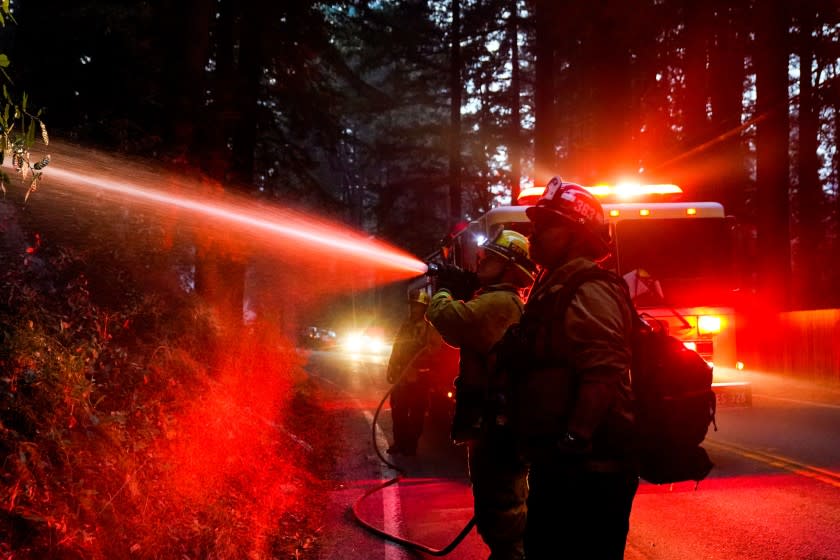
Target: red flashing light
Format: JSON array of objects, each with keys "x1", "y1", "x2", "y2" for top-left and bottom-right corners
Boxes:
[
  {"x1": 517, "y1": 182, "x2": 682, "y2": 204},
  {"x1": 593, "y1": 183, "x2": 682, "y2": 199},
  {"x1": 517, "y1": 186, "x2": 545, "y2": 203}
]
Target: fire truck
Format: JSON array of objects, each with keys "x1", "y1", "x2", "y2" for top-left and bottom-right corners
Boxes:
[{"x1": 419, "y1": 182, "x2": 752, "y2": 416}]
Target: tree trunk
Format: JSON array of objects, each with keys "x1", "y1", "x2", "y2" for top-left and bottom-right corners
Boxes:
[
  {"x1": 164, "y1": 0, "x2": 213, "y2": 156},
  {"x1": 796, "y1": 1, "x2": 823, "y2": 308},
  {"x1": 709, "y1": 1, "x2": 749, "y2": 215},
  {"x1": 201, "y1": 0, "x2": 236, "y2": 179},
  {"x1": 533, "y1": 0, "x2": 556, "y2": 185},
  {"x1": 160, "y1": 0, "x2": 248, "y2": 322},
  {"x1": 509, "y1": 1, "x2": 521, "y2": 204},
  {"x1": 449, "y1": 0, "x2": 463, "y2": 225},
  {"x1": 833, "y1": 76, "x2": 840, "y2": 306},
  {"x1": 754, "y1": 1, "x2": 791, "y2": 309},
  {"x1": 681, "y1": 0, "x2": 712, "y2": 197},
  {"x1": 588, "y1": 4, "x2": 634, "y2": 181},
  {"x1": 193, "y1": 0, "x2": 265, "y2": 325},
  {"x1": 231, "y1": 0, "x2": 263, "y2": 189}
]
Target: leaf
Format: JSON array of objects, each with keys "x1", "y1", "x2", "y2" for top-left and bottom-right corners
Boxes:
[
  {"x1": 24, "y1": 177, "x2": 38, "y2": 203},
  {"x1": 18, "y1": 154, "x2": 28, "y2": 179},
  {"x1": 0, "y1": 55, "x2": 7, "y2": 69},
  {"x1": 33, "y1": 155, "x2": 50, "y2": 170}
]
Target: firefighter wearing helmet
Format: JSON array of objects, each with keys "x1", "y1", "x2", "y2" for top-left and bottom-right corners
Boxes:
[
  {"x1": 500, "y1": 177, "x2": 638, "y2": 558},
  {"x1": 425, "y1": 229, "x2": 537, "y2": 560},
  {"x1": 410, "y1": 289, "x2": 430, "y2": 306},
  {"x1": 385, "y1": 288, "x2": 442, "y2": 456}
]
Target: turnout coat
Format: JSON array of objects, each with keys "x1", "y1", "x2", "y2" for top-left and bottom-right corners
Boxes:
[{"x1": 510, "y1": 257, "x2": 636, "y2": 467}]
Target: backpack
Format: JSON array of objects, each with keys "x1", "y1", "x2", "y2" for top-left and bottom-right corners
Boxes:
[{"x1": 551, "y1": 266, "x2": 717, "y2": 485}]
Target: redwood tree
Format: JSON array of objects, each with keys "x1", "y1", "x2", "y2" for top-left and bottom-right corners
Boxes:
[
  {"x1": 754, "y1": 0, "x2": 792, "y2": 309},
  {"x1": 533, "y1": 0, "x2": 557, "y2": 183},
  {"x1": 795, "y1": 0, "x2": 824, "y2": 307}
]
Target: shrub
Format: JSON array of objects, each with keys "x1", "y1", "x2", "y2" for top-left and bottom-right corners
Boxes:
[{"x1": 1, "y1": 201, "x2": 328, "y2": 559}]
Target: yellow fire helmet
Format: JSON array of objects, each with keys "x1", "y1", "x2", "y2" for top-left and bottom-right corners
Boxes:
[
  {"x1": 409, "y1": 289, "x2": 430, "y2": 306},
  {"x1": 481, "y1": 229, "x2": 537, "y2": 285}
]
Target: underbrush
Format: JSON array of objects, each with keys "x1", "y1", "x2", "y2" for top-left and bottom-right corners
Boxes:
[{"x1": 0, "y1": 202, "x2": 333, "y2": 559}]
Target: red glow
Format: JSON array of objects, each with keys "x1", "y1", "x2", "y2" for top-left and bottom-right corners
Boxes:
[
  {"x1": 25, "y1": 232, "x2": 41, "y2": 254},
  {"x1": 147, "y1": 327, "x2": 313, "y2": 557},
  {"x1": 517, "y1": 182, "x2": 682, "y2": 204}
]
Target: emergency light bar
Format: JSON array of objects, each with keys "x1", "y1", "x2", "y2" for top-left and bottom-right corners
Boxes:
[
  {"x1": 517, "y1": 183, "x2": 682, "y2": 204},
  {"x1": 518, "y1": 186, "x2": 550, "y2": 201},
  {"x1": 590, "y1": 183, "x2": 683, "y2": 198}
]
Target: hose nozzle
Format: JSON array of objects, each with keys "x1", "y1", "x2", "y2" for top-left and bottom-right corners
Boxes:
[{"x1": 425, "y1": 262, "x2": 441, "y2": 277}]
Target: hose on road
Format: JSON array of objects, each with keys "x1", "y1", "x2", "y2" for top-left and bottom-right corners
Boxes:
[{"x1": 350, "y1": 381, "x2": 476, "y2": 556}]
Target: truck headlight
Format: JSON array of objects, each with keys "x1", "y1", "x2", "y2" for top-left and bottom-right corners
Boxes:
[
  {"x1": 698, "y1": 315, "x2": 722, "y2": 335},
  {"x1": 345, "y1": 333, "x2": 364, "y2": 353}
]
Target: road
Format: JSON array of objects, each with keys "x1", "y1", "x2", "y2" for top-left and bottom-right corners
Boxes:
[{"x1": 305, "y1": 350, "x2": 840, "y2": 560}]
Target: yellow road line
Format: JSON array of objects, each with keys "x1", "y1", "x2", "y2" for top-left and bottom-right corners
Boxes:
[{"x1": 706, "y1": 439, "x2": 840, "y2": 489}]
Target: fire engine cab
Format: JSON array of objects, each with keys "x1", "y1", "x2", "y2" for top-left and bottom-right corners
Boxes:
[{"x1": 425, "y1": 181, "x2": 752, "y2": 408}]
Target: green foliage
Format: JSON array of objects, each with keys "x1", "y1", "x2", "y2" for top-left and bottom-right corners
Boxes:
[{"x1": 0, "y1": 2, "x2": 49, "y2": 203}]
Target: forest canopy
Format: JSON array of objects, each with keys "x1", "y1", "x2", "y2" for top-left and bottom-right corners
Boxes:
[{"x1": 5, "y1": 0, "x2": 840, "y2": 308}]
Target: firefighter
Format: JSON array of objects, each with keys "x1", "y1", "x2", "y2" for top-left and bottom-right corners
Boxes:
[
  {"x1": 425, "y1": 229, "x2": 536, "y2": 560},
  {"x1": 505, "y1": 177, "x2": 638, "y2": 559},
  {"x1": 386, "y1": 289, "x2": 438, "y2": 456}
]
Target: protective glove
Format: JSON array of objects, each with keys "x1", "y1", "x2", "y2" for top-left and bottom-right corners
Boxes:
[
  {"x1": 456, "y1": 272, "x2": 480, "y2": 301},
  {"x1": 434, "y1": 264, "x2": 479, "y2": 301}
]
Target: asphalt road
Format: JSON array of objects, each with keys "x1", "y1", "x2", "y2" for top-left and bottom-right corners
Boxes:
[{"x1": 306, "y1": 349, "x2": 840, "y2": 560}]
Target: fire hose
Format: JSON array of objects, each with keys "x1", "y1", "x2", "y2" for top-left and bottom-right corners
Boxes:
[{"x1": 350, "y1": 372, "x2": 476, "y2": 555}]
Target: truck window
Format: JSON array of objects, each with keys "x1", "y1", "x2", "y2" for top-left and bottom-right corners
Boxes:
[{"x1": 614, "y1": 218, "x2": 737, "y2": 306}]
